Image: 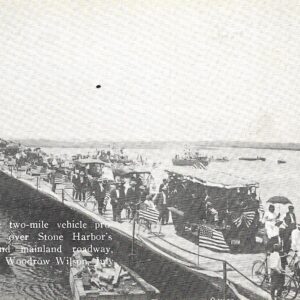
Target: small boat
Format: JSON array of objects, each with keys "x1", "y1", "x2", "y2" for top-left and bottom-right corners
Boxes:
[
  {"x1": 214, "y1": 157, "x2": 229, "y2": 162},
  {"x1": 239, "y1": 157, "x2": 266, "y2": 162},
  {"x1": 277, "y1": 160, "x2": 287, "y2": 164},
  {"x1": 172, "y1": 156, "x2": 209, "y2": 167},
  {"x1": 0, "y1": 242, "x2": 15, "y2": 262},
  {"x1": 172, "y1": 158, "x2": 198, "y2": 166},
  {"x1": 70, "y1": 251, "x2": 160, "y2": 300}
]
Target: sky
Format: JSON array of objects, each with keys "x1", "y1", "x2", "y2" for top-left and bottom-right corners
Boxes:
[{"x1": 0, "y1": 0, "x2": 299, "y2": 142}]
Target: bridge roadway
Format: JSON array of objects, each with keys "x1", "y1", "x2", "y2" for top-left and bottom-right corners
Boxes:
[{"x1": 1, "y1": 166, "x2": 272, "y2": 300}]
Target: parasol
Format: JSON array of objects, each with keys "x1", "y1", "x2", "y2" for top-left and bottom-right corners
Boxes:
[{"x1": 267, "y1": 196, "x2": 292, "y2": 205}]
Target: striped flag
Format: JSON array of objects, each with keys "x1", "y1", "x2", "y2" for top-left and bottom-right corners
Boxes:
[
  {"x1": 193, "y1": 161, "x2": 206, "y2": 170},
  {"x1": 198, "y1": 225, "x2": 230, "y2": 252},
  {"x1": 232, "y1": 211, "x2": 256, "y2": 228},
  {"x1": 139, "y1": 207, "x2": 160, "y2": 223}
]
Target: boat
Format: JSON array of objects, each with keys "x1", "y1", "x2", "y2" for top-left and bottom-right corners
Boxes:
[
  {"x1": 239, "y1": 156, "x2": 266, "y2": 161},
  {"x1": 213, "y1": 157, "x2": 229, "y2": 162},
  {"x1": 172, "y1": 156, "x2": 210, "y2": 167},
  {"x1": 165, "y1": 167, "x2": 262, "y2": 253},
  {"x1": 0, "y1": 242, "x2": 15, "y2": 262},
  {"x1": 277, "y1": 159, "x2": 287, "y2": 164},
  {"x1": 69, "y1": 251, "x2": 160, "y2": 300},
  {"x1": 172, "y1": 158, "x2": 198, "y2": 166}
]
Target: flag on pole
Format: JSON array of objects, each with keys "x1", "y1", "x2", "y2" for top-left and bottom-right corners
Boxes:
[
  {"x1": 198, "y1": 225, "x2": 230, "y2": 252},
  {"x1": 193, "y1": 161, "x2": 206, "y2": 170},
  {"x1": 139, "y1": 207, "x2": 160, "y2": 223}
]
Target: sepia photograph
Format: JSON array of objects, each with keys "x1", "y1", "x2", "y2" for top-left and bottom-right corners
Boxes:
[{"x1": 0, "y1": 1, "x2": 300, "y2": 299}]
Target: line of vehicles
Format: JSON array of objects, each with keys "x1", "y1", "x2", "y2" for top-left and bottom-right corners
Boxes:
[{"x1": 0, "y1": 142, "x2": 292, "y2": 299}]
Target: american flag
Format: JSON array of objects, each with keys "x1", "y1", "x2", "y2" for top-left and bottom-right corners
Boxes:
[
  {"x1": 193, "y1": 161, "x2": 206, "y2": 170},
  {"x1": 198, "y1": 225, "x2": 230, "y2": 252},
  {"x1": 232, "y1": 211, "x2": 256, "y2": 228},
  {"x1": 139, "y1": 207, "x2": 160, "y2": 223}
]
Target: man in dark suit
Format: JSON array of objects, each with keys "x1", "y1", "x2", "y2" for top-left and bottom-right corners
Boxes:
[
  {"x1": 154, "y1": 187, "x2": 169, "y2": 225},
  {"x1": 283, "y1": 206, "x2": 297, "y2": 252},
  {"x1": 110, "y1": 184, "x2": 119, "y2": 221},
  {"x1": 159, "y1": 179, "x2": 168, "y2": 193},
  {"x1": 93, "y1": 178, "x2": 106, "y2": 215},
  {"x1": 116, "y1": 182, "x2": 126, "y2": 221},
  {"x1": 126, "y1": 181, "x2": 139, "y2": 220}
]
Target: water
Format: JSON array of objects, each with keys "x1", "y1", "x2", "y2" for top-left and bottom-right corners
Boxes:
[
  {"x1": 1, "y1": 145, "x2": 299, "y2": 299},
  {"x1": 0, "y1": 172, "x2": 224, "y2": 300},
  {"x1": 45, "y1": 146, "x2": 300, "y2": 216}
]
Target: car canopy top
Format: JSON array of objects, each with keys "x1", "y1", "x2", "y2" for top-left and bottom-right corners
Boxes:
[
  {"x1": 75, "y1": 158, "x2": 106, "y2": 165},
  {"x1": 165, "y1": 167, "x2": 259, "y2": 189},
  {"x1": 113, "y1": 165, "x2": 152, "y2": 177}
]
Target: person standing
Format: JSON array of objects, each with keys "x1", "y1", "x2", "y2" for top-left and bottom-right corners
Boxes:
[
  {"x1": 263, "y1": 205, "x2": 281, "y2": 251},
  {"x1": 159, "y1": 179, "x2": 168, "y2": 193},
  {"x1": 93, "y1": 178, "x2": 106, "y2": 215},
  {"x1": 283, "y1": 205, "x2": 297, "y2": 252},
  {"x1": 72, "y1": 169, "x2": 80, "y2": 199},
  {"x1": 153, "y1": 188, "x2": 169, "y2": 225},
  {"x1": 291, "y1": 224, "x2": 300, "y2": 253},
  {"x1": 78, "y1": 171, "x2": 88, "y2": 202},
  {"x1": 126, "y1": 181, "x2": 139, "y2": 220},
  {"x1": 110, "y1": 184, "x2": 119, "y2": 221},
  {"x1": 269, "y1": 244, "x2": 284, "y2": 299},
  {"x1": 116, "y1": 182, "x2": 126, "y2": 221}
]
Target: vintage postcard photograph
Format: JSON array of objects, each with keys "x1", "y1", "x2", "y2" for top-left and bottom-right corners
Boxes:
[{"x1": 0, "y1": 1, "x2": 299, "y2": 299}]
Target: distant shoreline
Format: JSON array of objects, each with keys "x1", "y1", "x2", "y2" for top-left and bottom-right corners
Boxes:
[{"x1": 9, "y1": 139, "x2": 300, "y2": 151}]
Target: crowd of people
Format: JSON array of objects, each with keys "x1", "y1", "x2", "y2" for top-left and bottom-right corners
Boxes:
[
  {"x1": 263, "y1": 204, "x2": 298, "y2": 253},
  {"x1": 263, "y1": 204, "x2": 300, "y2": 299}
]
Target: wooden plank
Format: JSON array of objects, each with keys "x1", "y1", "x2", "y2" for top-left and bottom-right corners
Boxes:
[{"x1": 112, "y1": 265, "x2": 122, "y2": 287}]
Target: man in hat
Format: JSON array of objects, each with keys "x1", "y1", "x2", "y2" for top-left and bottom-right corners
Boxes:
[
  {"x1": 284, "y1": 205, "x2": 297, "y2": 252},
  {"x1": 285, "y1": 206, "x2": 297, "y2": 230},
  {"x1": 93, "y1": 178, "x2": 106, "y2": 215},
  {"x1": 78, "y1": 171, "x2": 88, "y2": 202},
  {"x1": 116, "y1": 181, "x2": 126, "y2": 221},
  {"x1": 206, "y1": 202, "x2": 219, "y2": 224},
  {"x1": 126, "y1": 180, "x2": 139, "y2": 220},
  {"x1": 139, "y1": 185, "x2": 147, "y2": 203},
  {"x1": 72, "y1": 169, "x2": 80, "y2": 200},
  {"x1": 153, "y1": 186, "x2": 169, "y2": 225},
  {"x1": 159, "y1": 179, "x2": 168, "y2": 193},
  {"x1": 110, "y1": 184, "x2": 120, "y2": 222}
]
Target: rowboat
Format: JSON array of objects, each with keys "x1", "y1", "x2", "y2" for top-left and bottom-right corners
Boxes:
[
  {"x1": 213, "y1": 157, "x2": 229, "y2": 162},
  {"x1": 277, "y1": 160, "x2": 287, "y2": 164},
  {"x1": 172, "y1": 157, "x2": 209, "y2": 167},
  {"x1": 69, "y1": 251, "x2": 160, "y2": 300},
  {"x1": 239, "y1": 157, "x2": 266, "y2": 161}
]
